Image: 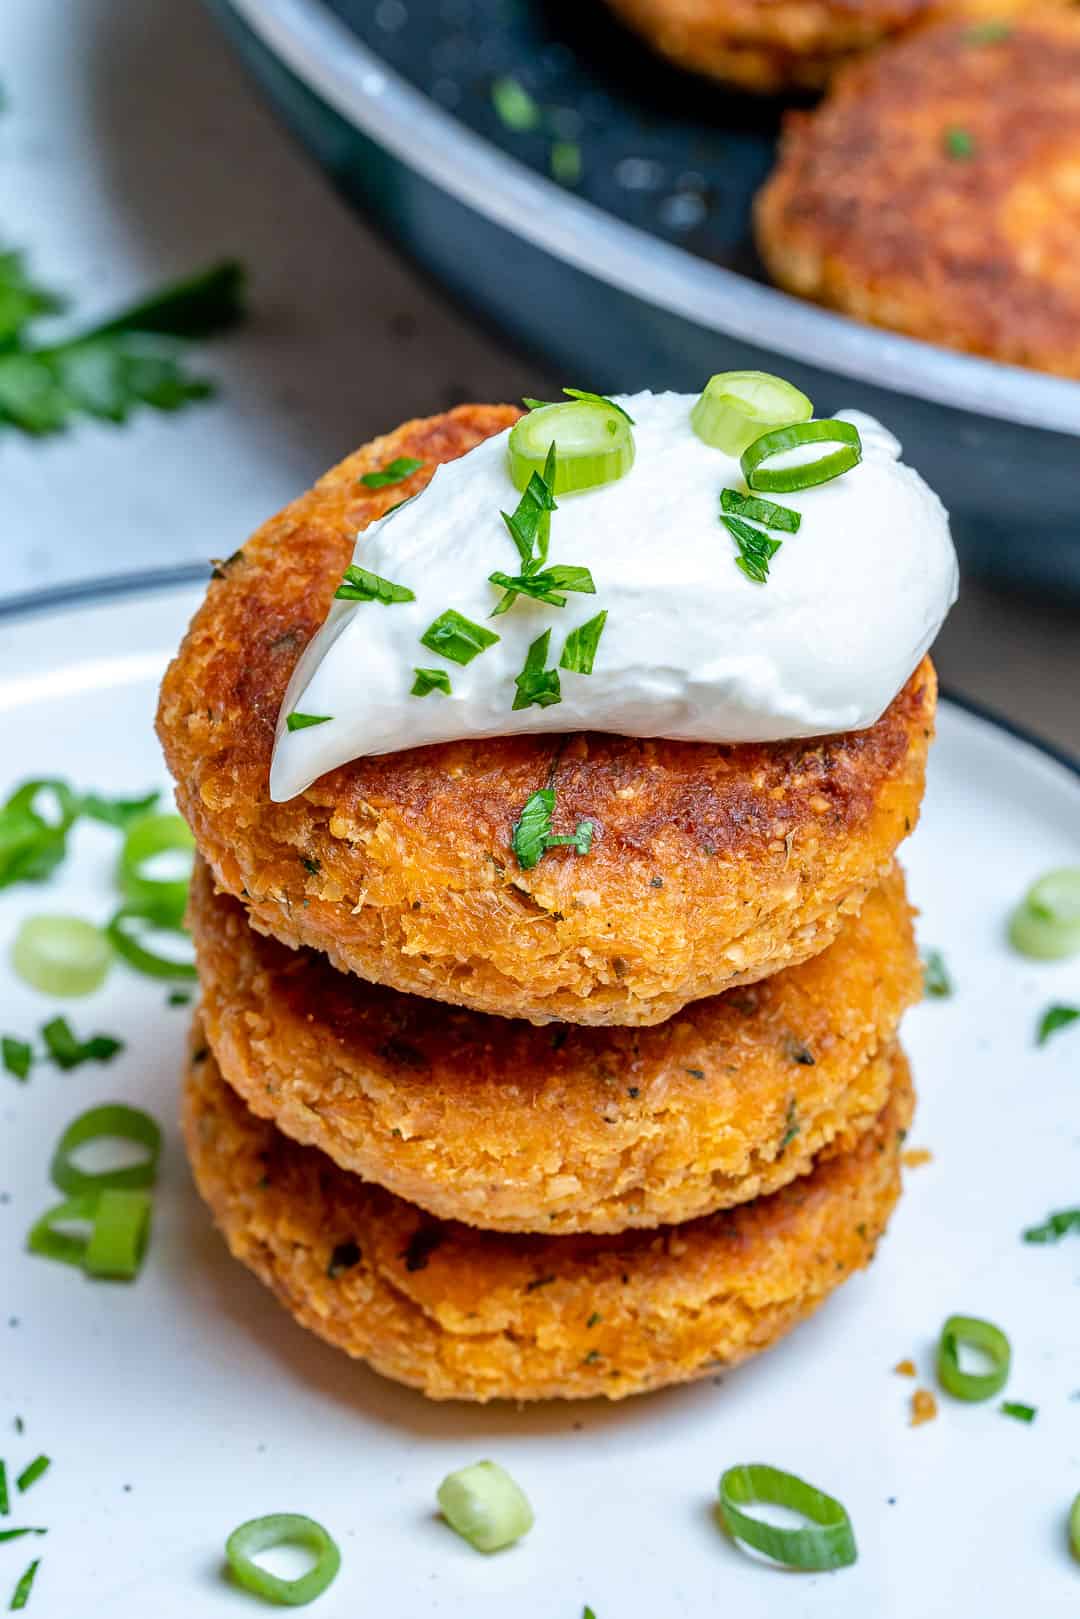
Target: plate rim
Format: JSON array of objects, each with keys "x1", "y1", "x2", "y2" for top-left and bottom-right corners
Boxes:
[
  {"x1": 212, "y1": 0, "x2": 1080, "y2": 437},
  {"x1": 2, "y1": 562, "x2": 1076, "y2": 780}
]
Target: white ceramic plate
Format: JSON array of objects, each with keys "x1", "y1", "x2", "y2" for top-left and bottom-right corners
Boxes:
[{"x1": 2, "y1": 576, "x2": 1079, "y2": 1618}]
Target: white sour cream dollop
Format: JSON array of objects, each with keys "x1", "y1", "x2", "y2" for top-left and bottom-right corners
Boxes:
[{"x1": 270, "y1": 392, "x2": 957, "y2": 801}]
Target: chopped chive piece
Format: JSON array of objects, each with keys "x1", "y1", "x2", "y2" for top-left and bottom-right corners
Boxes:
[
  {"x1": 922, "y1": 949, "x2": 953, "y2": 999},
  {"x1": 944, "y1": 126, "x2": 976, "y2": 160},
  {"x1": 83, "y1": 1190, "x2": 153, "y2": 1281},
  {"x1": 9, "y1": 1559, "x2": 39, "y2": 1611},
  {"x1": 562, "y1": 389, "x2": 635, "y2": 424},
  {"x1": 285, "y1": 712, "x2": 332, "y2": 732},
  {"x1": 512, "y1": 631, "x2": 562, "y2": 712},
  {"x1": 491, "y1": 76, "x2": 540, "y2": 131},
  {"x1": 334, "y1": 565, "x2": 415, "y2": 605},
  {"x1": 226, "y1": 1514, "x2": 341, "y2": 1606},
  {"x1": 489, "y1": 563, "x2": 596, "y2": 616},
  {"x1": 0, "y1": 1531, "x2": 45, "y2": 1546},
  {"x1": 14, "y1": 1459, "x2": 48, "y2": 1496},
  {"x1": 720, "y1": 488, "x2": 801, "y2": 532},
  {"x1": 722, "y1": 514, "x2": 783, "y2": 584},
  {"x1": 359, "y1": 455, "x2": 424, "y2": 490},
  {"x1": 550, "y1": 141, "x2": 582, "y2": 186},
  {"x1": 2, "y1": 1038, "x2": 33, "y2": 1082},
  {"x1": 106, "y1": 907, "x2": 196, "y2": 981},
  {"x1": 411, "y1": 668, "x2": 452, "y2": 698},
  {"x1": 717, "y1": 1464, "x2": 857, "y2": 1571},
  {"x1": 937, "y1": 1314, "x2": 1010, "y2": 1401},
  {"x1": 1000, "y1": 1401, "x2": 1036, "y2": 1423},
  {"x1": 560, "y1": 610, "x2": 607, "y2": 675},
  {"x1": 437, "y1": 1461, "x2": 535, "y2": 1553},
  {"x1": 742, "y1": 419, "x2": 862, "y2": 494},
  {"x1": 1022, "y1": 1207, "x2": 1080, "y2": 1244},
  {"x1": 1036, "y1": 1004, "x2": 1079, "y2": 1046},
  {"x1": 511, "y1": 787, "x2": 593, "y2": 870},
  {"x1": 501, "y1": 448, "x2": 558, "y2": 567},
  {"x1": 40, "y1": 1018, "x2": 123, "y2": 1071},
  {"x1": 117, "y1": 813, "x2": 194, "y2": 929},
  {"x1": 0, "y1": 1461, "x2": 7, "y2": 1515},
  {"x1": 420, "y1": 609, "x2": 499, "y2": 667},
  {"x1": 50, "y1": 1103, "x2": 162, "y2": 1197}
]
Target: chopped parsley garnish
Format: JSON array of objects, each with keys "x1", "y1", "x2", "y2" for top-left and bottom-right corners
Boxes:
[
  {"x1": 491, "y1": 75, "x2": 540, "y2": 132},
  {"x1": 0, "y1": 250, "x2": 64, "y2": 345},
  {"x1": 333, "y1": 564, "x2": 415, "y2": 604},
  {"x1": 722, "y1": 514, "x2": 783, "y2": 584},
  {"x1": 285, "y1": 711, "x2": 332, "y2": 732},
  {"x1": 2, "y1": 1037, "x2": 32, "y2": 1081},
  {"x1": 411, "y1": 667, "x2": 452, "y2": 697},
  {"x1": 721, "y1": 488, "x2": 801, "y2": 533},
  {"x1": 9, "y1": 1558, "x2": 40, "y2": 1611},
  {"x1": 0, "y1": 259, "x2": 245, "y2": 436},
  {"x1": 41, "y1": 1018, "x2": 123, "y2": 1071},
  {"x1": 359, "y1": 456, "x2": 424, "y2": 490},
  {"x1": 420, "y1": 609, "x2": 500, "y2": 666},
  {"x1": 560, "y1": 610, "x2": 607, "y2": 675},
  {"x1": 501, "y1": 447, "x2": 558, "y2": 568},
  {"x1": 1036, "y1": 1003, "x2": 1079, "y2": 1046},
  {"x1": 511, "y1": 787, "x2": 594, "y2": 870},
  {"x1": 489, "y1": 563, "x2": 595, "y2": 616},
  {"x1": 15, "y1": 1456, "x2": 49, "y2": 1495},
  {"x1": 512, "y1": 631, "x2": 562, "y2": 711},
  {"x1": 1000, "y1": 1401, "x2": 1036, "y2": 1423},
  {"x1": 1022, "y1": 1208, "x2": 1080, "y2": 1244},
  {"x1": 922, "y1": 949, "x2": 953, "y2": 999},
  {"x1": 944, "y1": 126, "x2": 976, "y2": 160},
  {"x1": 778, "y1": 1098, "x2": 800, "y2": 1151}
]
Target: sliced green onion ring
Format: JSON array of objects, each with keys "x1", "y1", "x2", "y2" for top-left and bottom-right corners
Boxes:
[
  {"x1": 226, "y1": 1514, "x2": 341, "y2": 1607},
  {"x1": 50, "y1": 1103, "x2": 162, "y2": 1196},
  {"x1": 508, "y1": 400, "x2": 634, "y2": 495},
  {"x1": 26, "y1": 1195, "x2": 97, "y2": 1268},
  {"x1": 106, "y1": 906, "x2": 196, "y2": 981},
  {"x1": 937, "y1": 1314, "x2": 1011, "y2": 1401},
  {"x1": 84, "y1": 1189, "x2": 153, "y2": 1280},
  {"x1": 12, "y1": 915, "x2": 111, "y2": 997},
  {"x1": 717, "y1": 1464, "x2": 857, "y2": 1571},
  {"x1": 437, "y1": 1461, "x2": 535, "y2": 1553},
  {"x1": 1009, "y1": 867, "x2": 1080, "y2": 961},
  {"x1": 691, "y1": 372, "x2": 812, "y2": 456},
  {"x1": 742, "y1": 419, "x2": 862, "y2": 493},
  {"x1": 116, "y1": 813, "x2": 194, "y2": 929}
]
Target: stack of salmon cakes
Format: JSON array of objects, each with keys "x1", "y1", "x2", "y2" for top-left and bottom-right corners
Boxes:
[{"x1": 158, "y1": 404, "x2": 934, "y2": 1403}]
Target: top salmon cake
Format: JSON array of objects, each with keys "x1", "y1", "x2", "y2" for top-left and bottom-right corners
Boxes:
[{"x1": 157, "y1": 404, "x2": 935, "y2": 1026}]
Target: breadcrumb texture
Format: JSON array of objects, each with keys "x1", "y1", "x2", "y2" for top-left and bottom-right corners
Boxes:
[
  {"x1": 157, "y1": 405, "x2": 936, "y2": 1027},
  {"x1": 191, "y1": 860, "x2": 919, "y2": 1233},
  {"x1": 756, "y1": 10, "x2": 1080, "y2": 374},
  {"x1": 604, "y1": 0, "x2": 1049, "y2": 91},
  {"x1": 183, "y1": 1020, "x2": 913, "y2": 1402}
]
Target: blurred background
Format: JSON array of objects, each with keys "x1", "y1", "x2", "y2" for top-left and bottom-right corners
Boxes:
[{"x1": 2, "y1": 0, "x2": 1077, "y2": 751}]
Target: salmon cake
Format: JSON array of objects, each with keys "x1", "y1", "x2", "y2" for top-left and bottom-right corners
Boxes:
[
  {"x1": 190, "y1": 859, "x2": 920, "y2": 1233},
  {"x1": 183, "y1": 1021, "x2": 913, "y2": 1402},
  {"x1": 755, "y1": 10, "x2": 1080, "y2": 375},
  {"x1": 604, "y1": 0, "x2": 1049, "y2": 92},
  {"x1": 157, "y1": 406, "x2": 936, "y2": 1028}
]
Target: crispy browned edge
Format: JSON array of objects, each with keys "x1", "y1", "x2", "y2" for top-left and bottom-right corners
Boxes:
[
  {"x1": 191, "y1": 858, "x2": 920, "y2": 1232},
  {"x1": 183, "y1": 1020, "x2": 914, "y2": 1402},
  {"x1": 755, "y1": 9, "x2": 1080, "y2": 375}
]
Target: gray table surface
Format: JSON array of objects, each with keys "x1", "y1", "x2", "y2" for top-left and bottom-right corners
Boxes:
[{"x1": 2, "y1": 0, "x2": 1077, "y2": 758}]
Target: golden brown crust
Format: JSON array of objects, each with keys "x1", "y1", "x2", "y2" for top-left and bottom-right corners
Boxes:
[
  {"x1": 183, "y1": 1020, "x2": 913, "y2": 1402},
  {"x1": 604, "y1": 0, "x2": 1049, "y2": 91},
  {"x1": 755, "y1": 10, "x2": 1080, "y2": 375},
  {"x1": 191, "y1": 859, "x2": 920, "y2": 1233},
  {"x1": 157, "y1": 405, "x2": 936, "y2": 1026}
]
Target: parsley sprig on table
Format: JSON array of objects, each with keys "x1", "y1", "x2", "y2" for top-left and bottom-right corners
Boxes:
[{"x1": 0, "y1": 257, "x2": 245, "y2": 436}]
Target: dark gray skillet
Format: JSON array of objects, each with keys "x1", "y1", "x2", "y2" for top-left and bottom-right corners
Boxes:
[{"x1": 207, "y1": 0, "x2": 1080, "y2": 598}]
